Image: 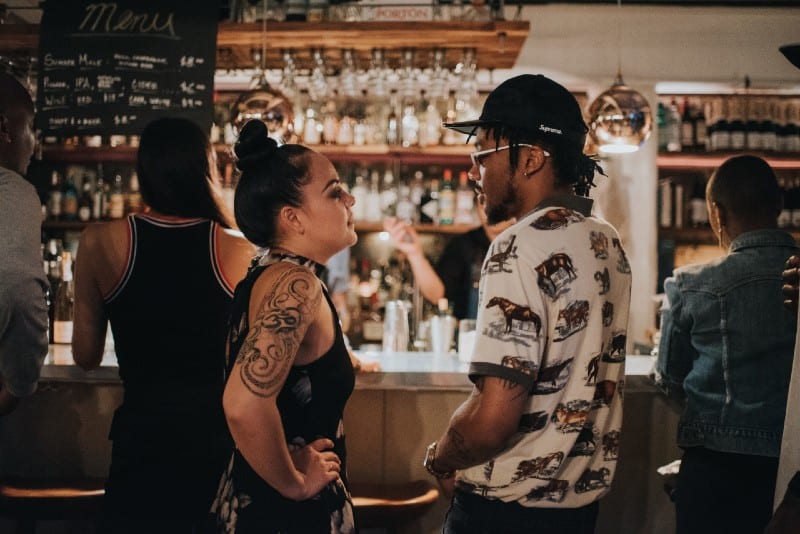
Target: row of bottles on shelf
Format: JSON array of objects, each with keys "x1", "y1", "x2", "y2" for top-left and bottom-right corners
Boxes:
[
  {"x1": 657, "y1": 177, "x2": 709, "y2": 230},
  {"x1": 659, "y1": 174, "x2": 800, "y2": 231},
  {"x1": 213, "y1": 88, "x2": 475, "y2": 148},
  {"x1": 42, "y1": 239, "x2": 74, "y2": 345},
  {"x1": 44, "y1": 166, "x2": 142, "y2": 222},
  {"x1": 658, "y1": 95, "x2": 800, "y2": 154},
  {"x1": 43, "y1": 162, "x2": 238, "y2": 224},
  {"x1": 343, "y1": 165, "x2": 478, "y2": 225}
]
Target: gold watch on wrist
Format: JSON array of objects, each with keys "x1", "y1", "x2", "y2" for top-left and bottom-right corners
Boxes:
[{"x1": 423, "y1": 441, "x2": 454, "y2": 479}]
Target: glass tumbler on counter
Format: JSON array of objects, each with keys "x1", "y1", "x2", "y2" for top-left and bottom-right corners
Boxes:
[
  {"x1": 429, "y1": 314, "x2": 457, "y2": 355},
  {"x1": 457, "y1": 319, "x2": 477, "y2": 362},
  {"x1": 383, "y1": 300, "x2": 410, "y2": 353}
]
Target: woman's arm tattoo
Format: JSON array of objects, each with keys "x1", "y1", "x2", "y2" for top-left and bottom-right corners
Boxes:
[{"x1": 236, "y1": 267, "x2": 321, "y2": 397}]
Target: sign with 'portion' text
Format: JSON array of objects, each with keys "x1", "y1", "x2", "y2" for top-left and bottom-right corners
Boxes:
[{"x1": 36, "y1": 0, "x2": 219, "y2": 137}]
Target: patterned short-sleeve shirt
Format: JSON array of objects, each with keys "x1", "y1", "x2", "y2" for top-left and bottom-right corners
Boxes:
[{"x1": 457, "y1": 194, "x2": 632, "y2": 508}]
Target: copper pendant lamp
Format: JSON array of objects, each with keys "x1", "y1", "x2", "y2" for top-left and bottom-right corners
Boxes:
[
  {"x1": 230, "y1": 1, "x2": 296, "y2": 144},
  {"x1": 587, "y1": 0, "x2": 652, "y2": 154}
]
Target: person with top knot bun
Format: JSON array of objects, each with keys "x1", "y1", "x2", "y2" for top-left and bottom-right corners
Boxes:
[{"x1": 211, "y1": 119, "x2": 359, "y2": 533}]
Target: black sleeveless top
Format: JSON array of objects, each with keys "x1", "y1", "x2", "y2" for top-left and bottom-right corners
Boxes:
[
  {"x1": 213, "y1": 250, "x2": 356, "y2": 534},
  {"x1": 103, "y1": 214, "x2": 235, "y2": 518}
]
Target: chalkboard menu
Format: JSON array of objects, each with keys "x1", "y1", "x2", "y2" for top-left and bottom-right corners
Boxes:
[{"x1": 36, "y1": 0, "x2": 219, "y2": 137}]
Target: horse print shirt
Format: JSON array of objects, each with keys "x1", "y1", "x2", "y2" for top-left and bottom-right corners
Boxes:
[{"x1": 457, "y1": 195, "x2": 632, "y2": 508}]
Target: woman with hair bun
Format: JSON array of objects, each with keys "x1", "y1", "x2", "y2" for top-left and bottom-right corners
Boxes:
[{"x1": 212, "y1": 120, "x2": 358, "y2": 533}]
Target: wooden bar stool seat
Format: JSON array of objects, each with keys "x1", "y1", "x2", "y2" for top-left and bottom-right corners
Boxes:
[
  {"x1": 0, "y1": 477, "x2": 105, "y2": 534},
  {"x1": 351, "y1": 480, "x2": 439, "y2": 532}
]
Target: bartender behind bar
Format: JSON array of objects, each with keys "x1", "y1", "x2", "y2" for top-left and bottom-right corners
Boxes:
[{"x1": 383, "y1": 197, "x2": 514, "y2": 321}]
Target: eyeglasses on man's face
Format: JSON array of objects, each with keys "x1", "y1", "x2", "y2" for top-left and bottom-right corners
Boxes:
[{"x1": 469, "y1": 143, "x2": 550, "y2": 168}]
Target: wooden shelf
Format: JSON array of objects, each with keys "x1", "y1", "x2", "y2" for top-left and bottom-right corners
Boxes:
[
  {"x1": 40, "y1": 144, "x2": 472, "y2": 166},
  {"x1": 658, "y1": 152, "x2": 800, "y2": 171},
  {"x1": 43, "y1": 219, "x2": 478, "y2": 235},
  {"x1": 1, "y1": 20, "x2": 530, "y2": 71}
]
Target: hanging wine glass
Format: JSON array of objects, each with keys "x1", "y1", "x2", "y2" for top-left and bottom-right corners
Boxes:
[
  {"x1": 308, "y1": 48, "x2": 330, "y2": 102},
  {"x1": 367, "y1": 48, "x2": 388, "y2": 99},
  {"x1": 339, "y1": 48, "x2": 359, "y2": 99}
]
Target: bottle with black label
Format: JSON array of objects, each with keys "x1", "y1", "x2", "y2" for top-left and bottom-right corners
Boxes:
[{"x1": 689, "y1": 178, "x2": 708, "y2": 228}]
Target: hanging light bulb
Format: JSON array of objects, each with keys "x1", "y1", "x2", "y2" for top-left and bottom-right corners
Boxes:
[
  {"x1": 587, "y1": 0, "x2": 652, "y2": 154},
  {"x1": 230, "y1": 2, "x2": 296, "y2": 143}
]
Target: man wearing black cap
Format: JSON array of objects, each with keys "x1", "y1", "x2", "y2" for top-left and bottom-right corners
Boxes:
[{"x1": 421, "y1": 74, "x2": 632, "y2": 533}]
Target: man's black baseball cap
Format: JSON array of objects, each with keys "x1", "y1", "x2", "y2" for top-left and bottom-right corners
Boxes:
[{"x1": 443, "y1": 74, "x2": 588, "y2": 148}]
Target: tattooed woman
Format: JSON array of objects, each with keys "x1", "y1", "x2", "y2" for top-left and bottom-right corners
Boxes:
[
  {"x1": 211, "y1": 119, "x2": 358, "y2": 533},
  {"x1": 72, "y1": 117, "x2": 254, "y2": 532}
]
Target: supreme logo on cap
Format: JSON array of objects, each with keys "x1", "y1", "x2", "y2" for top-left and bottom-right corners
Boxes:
[{"x1": 539, "y1": 125, "x2": 563, "y2": 135}]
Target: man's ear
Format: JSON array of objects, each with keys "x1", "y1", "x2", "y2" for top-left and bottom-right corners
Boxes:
[
  {"x1": 279, "y1": 205, "x2": 305, "y2": 235},
  {"x1": 713, "y1": 201, "x2": 728, "y2": 229},
  {"x1": 0, "y1": 115, "x2": 10, "y2": 143},
  {"x1": 522, "y1": 146, "x2": 547, "y2": 178}
]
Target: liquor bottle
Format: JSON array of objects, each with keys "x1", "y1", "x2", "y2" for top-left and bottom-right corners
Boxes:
[
  {"x1": 380, "y1": 168, "x2": 398, "y2": 216},
  {"x1": 400, "y1": 98, "x2": 420, "y2": 148},
  {"x1": 666, "y1": 98, "x2": 682, "y2": 152},
  {"x1": 321, "y1": 96, "x2": 339, "y2": 144},
  {"x1": 420, "y1": 178, "x2": 440, "y2": 224},
  {"x1": 350, "y1": 171, "x2": 368, "y2": 221},
  {"x1": 125, "y1": 171, "x2": 143, "y2": 214},
  {"x1": 53, "y1": 251, "x2": 74, "y2": 344},
  {"x1": 78, "y1": 175, "x2": 94, "y2": 222},
  {"x1": 419, "y1": 92, "x2": 442, "y2": 147},
  {"x1": 108, "y1": 174, "x2": 125, "y2": 219},
  {"x1": 92, "y1": 175, "x2": 106, "y2": 221},
  {"x1": 43, "y1": 238, "x2": 63, "y2": 343},
  {"x1": 454, "y1": 170, "x2": 476, "y2": 225},
  {"x1": 761, "y1": 99, "x2": 777, "y2": 152},
  {"x1": 47, "y1": 170, "x2": 63, "y2": 221},
  {"x1": 442, "y1": 90, "x2": 460, "y2": 146},
  {"x1": 673, "y1": 182, "x2": 685, "y2": 229},
  {"x1": 710, "y1": 97, "x2": 731, "y2": 152},
  {"x1": 303, "y1": 105, "x2": 322, "y2": 145},
  {"x1": 365, "y1": 170, "x2": 383, "y2": 223},
  {"x1": 438, "y1": 169, "x2": 456, "y2": 225},
  {"x1": 395, "y1": 184, "x2": 416, "y2": 224},
  {"x1": 656, "y1": 102, "x2": 669, "y2": 152},
  {"x1": 680, "y1": 98, "x2": 695, "y2": 150},
  {"x1": 729, "y1": 97, "x2": 746, "y2": 150},
  {"x1": 386, "y1": 91, "x2": 400, "y2": 146},
  {"x1": 688, "y1": 178, "x2": 708, "y2": 228},
  {"x1": 695, "y1": 101, "x2": 709, "y2": 151},
  {"x1": 409, "y1": 170, "x2": 425, "y2": 223},
  {"x1": 746, "y1": 98, "x2": 763, "y2": 151},
  {"x1": 59, "y1": 173, "x2": 79, "y2": 221}
]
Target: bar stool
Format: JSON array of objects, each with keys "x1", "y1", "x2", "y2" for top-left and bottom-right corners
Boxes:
[
  {"x1": 351, "y1": 480, "x2": 439, "y2": 534},
  {"x1": 0, "y1": 477, "x2": 105, "y2": 534}
]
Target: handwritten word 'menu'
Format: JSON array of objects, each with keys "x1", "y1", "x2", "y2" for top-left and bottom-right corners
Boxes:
[{"x1": 79, "y1": 3, "x2": 176, "y2": 37}]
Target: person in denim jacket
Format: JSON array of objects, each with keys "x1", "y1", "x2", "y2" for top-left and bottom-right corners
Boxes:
[{"x1": 655, "y1": 155, "x2": 799, "y2": 534}]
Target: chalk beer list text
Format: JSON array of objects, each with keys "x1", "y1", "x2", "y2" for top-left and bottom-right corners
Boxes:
[{"x1": 36, "y1": 0, "x2": 217, "y2": 137}]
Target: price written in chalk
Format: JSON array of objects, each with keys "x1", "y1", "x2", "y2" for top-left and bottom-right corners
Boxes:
[
  {"x1": 179, "y1": 56, "x2": 205, "y2": 68},
  {"x1": 181, "y1": 98, "x2": 204, "y2": 108},
  {"x1": 113, "y1": 114, "x2": 138, "y2": 125}
]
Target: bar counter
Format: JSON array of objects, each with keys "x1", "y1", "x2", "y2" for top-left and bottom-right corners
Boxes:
[
  {"x1": 41, "y1": 344, "x2": 658, "y2": 390},
  {"x1": 2, "y1": 348, "x2": 678, "y2": 534}
]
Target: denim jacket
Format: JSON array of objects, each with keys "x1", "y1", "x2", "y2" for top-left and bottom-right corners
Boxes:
[{"x1": 655, "y1": 229, "x2": 798, "y2": 457}]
